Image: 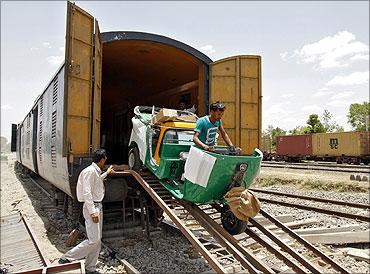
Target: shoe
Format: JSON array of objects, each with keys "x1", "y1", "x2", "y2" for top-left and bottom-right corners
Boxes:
[{"x1": 58, "y1": 258, "x2": 71, "y2": 264}]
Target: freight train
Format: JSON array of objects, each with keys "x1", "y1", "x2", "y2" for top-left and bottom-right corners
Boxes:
[
  {"x1": 267, "y1": 132, "x2": 370, "y2": 164},
  {"x1": 11, "y1": 2, "x2": 262, "y2": 218}
]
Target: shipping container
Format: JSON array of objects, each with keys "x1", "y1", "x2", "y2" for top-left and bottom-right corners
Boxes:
[
  {"x1": 12, "y1": 2, "x2": 263, "y2": 201},
  {"x1": 276, "y1": 134, "x2": 312, "y2": 161},
  {"x1": 312, "y1": 131, "x2": 370, "y2": 158}
]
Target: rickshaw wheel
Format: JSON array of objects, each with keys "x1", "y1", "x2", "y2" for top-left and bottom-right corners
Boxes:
[
  {"x1": 128, "y1": 147, "x2": 142, "y2": 171},
  {"x1": 221, "y1": 208, "x2": 248, "y2": 235}
]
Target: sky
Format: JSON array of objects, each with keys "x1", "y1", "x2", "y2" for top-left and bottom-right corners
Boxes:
[{"x1": 1, "y1": 1, "x2": 369, "y2": 141}]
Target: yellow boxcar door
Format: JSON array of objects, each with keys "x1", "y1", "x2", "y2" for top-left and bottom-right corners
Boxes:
[
  {"x1": 92, "y1": 19, "x2": 102, "y2": 150},
  {"x1": 63, "y1": 2, "x2": 95, "y2": 156},
  {"x1": 209, "y1": 56, "x2": 262, "y2": 155}
]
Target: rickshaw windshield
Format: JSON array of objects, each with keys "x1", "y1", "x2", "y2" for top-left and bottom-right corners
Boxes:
[{"x1": 163, "y1": 129, "x2": 194, "y2": 145}]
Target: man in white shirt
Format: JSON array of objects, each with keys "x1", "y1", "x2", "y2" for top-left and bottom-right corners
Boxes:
[{"x1": 59, "y1": 149, "x2": 114, "y2": 273}]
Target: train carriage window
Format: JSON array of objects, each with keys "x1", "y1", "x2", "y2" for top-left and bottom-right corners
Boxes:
[
  {"x1": 40, "y1": 96, "x2": 44, "y2": 116},
  {"x1": 52, "y1": 78, "x2": 58, "y2": 105},
  {"x1": 39, "y1": 121, "x2": 43, "y2": 163},
  {"x1": 51, "y1": 111, "x2": 57, "y2": 168}
]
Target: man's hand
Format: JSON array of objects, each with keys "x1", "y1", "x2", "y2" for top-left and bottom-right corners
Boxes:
[
  {"x1": 91, "y1": 212, "x2": 99, "y2": 223},
  {"x1": 106, "y1": 165, "x2": 114, "y2": 175},
  {"x1": 204, "y1": 145, "x2": 215, "y2": 151}
]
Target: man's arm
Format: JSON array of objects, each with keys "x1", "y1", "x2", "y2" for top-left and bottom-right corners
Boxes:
[
  {"x1": 193, "y1": 131, "x2": 212, "y2": 150},
  {"x1": 101, "y1": 165, "x2": 114, "y2": 180},
  {"x1": 219, "y1": 125, "x2": 242, "y2": 152},
  {"x1": 219, "y1": 125, "x2": 233, "y2": 146}
]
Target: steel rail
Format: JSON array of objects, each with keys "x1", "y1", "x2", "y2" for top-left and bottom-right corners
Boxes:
[
  {"x1": 263, "y1": 161, "x2": 369, "y2": 169},
  {"x1": 259, "y1": 208, "x2": 350, "y2": 274},
  {"x1": 20, "y1": 213, "x2": 49, "y2": 267},
  {"x1": 180, "y1": 201, "x2": 273, "y2": 274},
  {"x1": 259, "y1": 197, "x2": 370, "y2": 222},
  {"x1": 244, "y1": 226, "x2": 308, "y2": 274},
  {"x1": 115, "y1": 170, "x2": 227, "y2": 273},
  {"x1": 248, "y1": 218, "x2": 322, "y2": 274},
  {"x1": 250, "y1": 188, "x2": 370, "y2": 209},
  {"x1": 28, "y1": 176, "x2": 54, "y2": 201},
  {"x1": 261, "y1": 162, "x2": 370, "y2": 174}
]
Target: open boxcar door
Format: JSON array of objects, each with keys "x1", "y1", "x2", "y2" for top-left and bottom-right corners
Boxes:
[
  {"x1": 92, "y1": 20, "x2": 102, "y2": 150},
  {"x1": 63, "y1": 2, "x2": 102, "y2": 156},
  {"x1": 209, "y1": 56, "x2": 262, "y2": 155}
]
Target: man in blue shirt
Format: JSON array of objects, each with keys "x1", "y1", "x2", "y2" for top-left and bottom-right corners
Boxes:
[{"x1": 193, "y1": 101, "x2": 240, "y2": 152}]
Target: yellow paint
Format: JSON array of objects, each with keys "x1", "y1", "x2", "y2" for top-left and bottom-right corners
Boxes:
[
  {"x1": 153, "y1": 121, "x2": 195, "y2": 164},
  {"x1": 210, "y1": 56, "x2": 262, "y2": 154}
]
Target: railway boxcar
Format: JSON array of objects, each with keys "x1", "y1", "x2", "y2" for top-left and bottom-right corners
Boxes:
[
  {"x1": 312, "y1": 131, "x2": 370, "y2": 164},
  {"x1": 11, "y1": 2, "x2": 262, "y2": 214},
  {"x1": 276, "y1": 134, "x2": 312, "y2": 161}
]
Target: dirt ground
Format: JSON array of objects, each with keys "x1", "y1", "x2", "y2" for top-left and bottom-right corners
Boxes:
[
  {"x1": 256, "y1": 167, "x2": 370, "y2": 192},
  {"x1": 1, "y1": 153, "x2": 72, "y2": 266}
]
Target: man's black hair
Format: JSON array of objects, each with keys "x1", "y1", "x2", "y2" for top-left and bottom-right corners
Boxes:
[
  {"x1": 93, "y1": 149, "x2": 107, "y2": 163},
  {"x1": 210, "y1": 101, "x2": 225, "y2": 112}
]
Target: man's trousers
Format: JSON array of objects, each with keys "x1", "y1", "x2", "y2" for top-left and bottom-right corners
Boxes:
[{"x1": 62, "y1": 202, "x2": 103, "y2": 272}]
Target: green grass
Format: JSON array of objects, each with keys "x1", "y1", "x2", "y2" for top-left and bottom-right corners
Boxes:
[{"x1": 254, "y1": 177, "x2": 369, "y2": 193}]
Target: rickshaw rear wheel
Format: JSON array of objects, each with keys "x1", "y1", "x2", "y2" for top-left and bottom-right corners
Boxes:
[{"x1": 128, "y1": 147, "x2": 142, "y2": 171}]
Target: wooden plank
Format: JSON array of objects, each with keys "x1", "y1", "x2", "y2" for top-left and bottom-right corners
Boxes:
[
  {"x1": 344, "y1": 248, "x2": 370, "y2": 263},
  {"x1": 302, "y1": 230, "x2": 370, "y2": 244}
]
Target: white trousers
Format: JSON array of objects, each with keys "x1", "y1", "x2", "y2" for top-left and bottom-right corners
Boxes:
[{"x1": 63, "y1": 203, "x2": 103, "y2": 272}]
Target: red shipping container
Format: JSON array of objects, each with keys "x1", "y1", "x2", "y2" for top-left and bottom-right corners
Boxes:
[{"x1": 276, "y1": 135, "x2": 312, "y2": 156}]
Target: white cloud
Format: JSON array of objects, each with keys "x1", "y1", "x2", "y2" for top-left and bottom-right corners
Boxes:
[
  {"x1": 330, "y1": 91, "x2": 355, "y2": 100},
  {"x1": 326, "y1": 71, "x2": 369, "y2": 86},
  {"x1": 1, "y1": 104, "x2": 13, "y2": 110},
  {"x1": 293, "y1": 31, "x2": 369, "y2": 69},
  {"x1": 350, "y1": 54, "x2": 369, "y2": 61},
  {"x1": 326, "y1": 100, "x2": 349, "y2": 107},
  {"x1": 42, "y1": 42, "x2": 52, "y2": 48},
  {"x1": 281, "y1": 93, "x2": 294, "y2": 98},
  {"x1": 265, "y1": 102, "x2": 291, "y2": 116},
  {"x1": 301, "y1": 105, "x2": 322, "y2": 112},
  {"x1": 46, "y1": 55, "x2": 63, "y2": 66},
  {"x1": 263, "y1": 95, "x2": 271, "y2": 101},
  {"x1": 30, "y1": 47, "x2": 39, "y2": 51},
  {"x1": 200, "y1": 45, "x2": 215, "y2": 54},
  {"x1": 319, "y1": 87, "x2": 329, "y2": 91},
  {"x1": 59, "y1": 47, "x2": 65, "y2": 52},
  {"x1": 280, "y1": 52, "x2": 288, "y2": 61},
  {"x1": 312, "y1": 91, "x2": 334, "y2": 97}
]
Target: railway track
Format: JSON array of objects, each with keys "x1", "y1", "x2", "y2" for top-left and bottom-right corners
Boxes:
[
  {"x1": 23, "y1": 168, "x2": 352, "y2": 273},
  {"x1": 261, "y1": 161, "x2": 370, "y2": 173},
  {"x1": 251, "y1": 188, "x2": 370, "y2": 222},
  {"x1": 114, "y1": 170, "x2": 350, "y2": 273}
]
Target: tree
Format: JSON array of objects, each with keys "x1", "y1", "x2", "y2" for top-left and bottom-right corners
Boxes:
[
  {"x1": 289, "y1": 125, "x2": 311, "y2": 135},
  {"x1": 265, "y1": 125, "x2": 286, "y2": 148},
  {"x1": 321, "y1": 109, "x2": 344, "y2": 132},
  {"x1": 306, "y1": 114, "x2": 325, "y2": 133},
  {"x1": 347, "y1": 102, "x2": 370, "y2": 131},
  {"x1": 0, "y1": 136, "x2": 10, "y2": 152}
]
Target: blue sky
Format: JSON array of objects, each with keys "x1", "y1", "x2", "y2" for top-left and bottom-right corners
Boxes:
[{"x1": 1, "y1": 1, "x2": 369, "y2": 141}]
